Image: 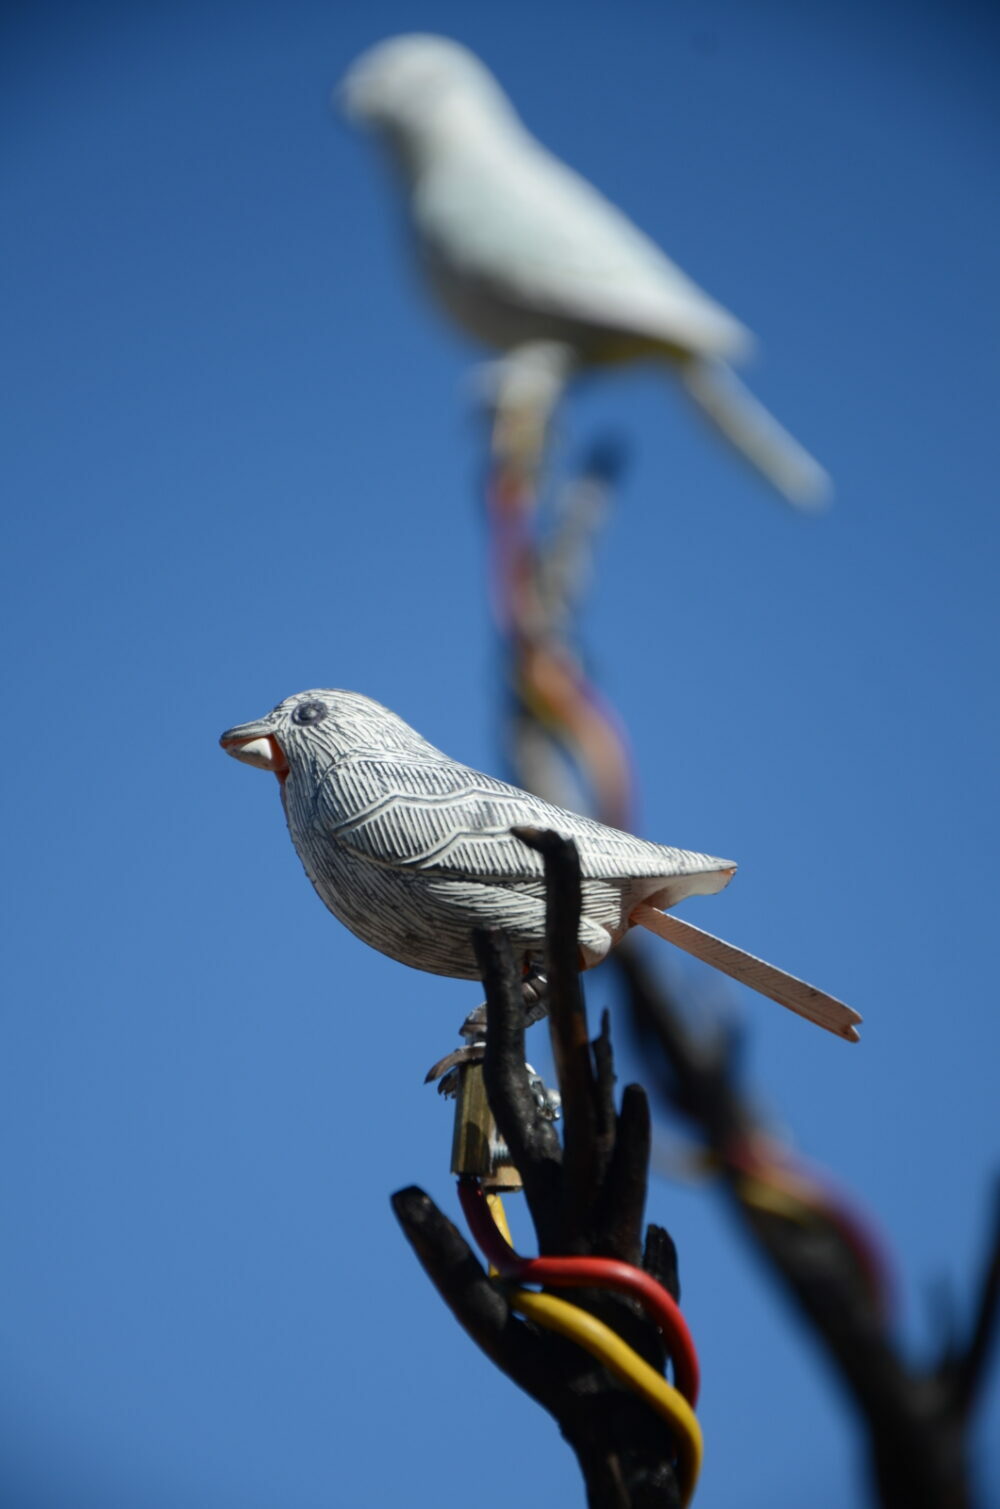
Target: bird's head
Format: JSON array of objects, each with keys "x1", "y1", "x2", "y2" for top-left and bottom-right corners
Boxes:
[
  {"x1": 338, "y1": 34, "x2": 516, "y2": 149},
  {"x1": 220, "y1": 689, "x2": 438, "y2": 787}
]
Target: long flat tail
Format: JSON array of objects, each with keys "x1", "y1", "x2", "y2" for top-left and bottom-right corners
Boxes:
[
  {"x1": 680, "y1": 357, "x2": 831, "y2": 510},
  {"x1": 631, "y1": 904, "x2": 861, "y2": 1042}
]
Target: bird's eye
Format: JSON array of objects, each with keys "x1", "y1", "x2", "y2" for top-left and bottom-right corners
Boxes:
[{"x1": 292, "y1": 701, "x2": 328, "y2": 726}]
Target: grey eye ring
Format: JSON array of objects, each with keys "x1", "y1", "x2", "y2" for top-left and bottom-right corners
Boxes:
[{"x1": 292, "y1": 700, "x2": 328, "y2": 726}]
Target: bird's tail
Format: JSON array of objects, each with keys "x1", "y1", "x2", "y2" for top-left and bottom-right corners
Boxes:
[
  {"x1": 630, "y1": 904, "x2": 861, "y2": 1041},
  {"x1": 679, "y1": 356, "x2": 831, "y2": 509}
]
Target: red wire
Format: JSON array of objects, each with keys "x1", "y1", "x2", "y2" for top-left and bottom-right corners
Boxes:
[
  {"x1": 726, "y1": 1140, "x2": 894, "y2": 1318},
  {"x1": 458, "y1": 1178, "x2": 700, "y2": 1406}
]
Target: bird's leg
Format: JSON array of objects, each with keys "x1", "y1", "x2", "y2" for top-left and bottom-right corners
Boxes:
[
  {"x1": 518, "y1": 957, "x2": 551, "y2": 1025},
  {"x1": 428, "y1": 949, "x2": 561, "y2": 1190},
  {"x1": 424, "y1": 958, "x2": 551, "y2": 1087},
  {"x1": 480, "y1": 340, "x2": 574, "y2": 483}
]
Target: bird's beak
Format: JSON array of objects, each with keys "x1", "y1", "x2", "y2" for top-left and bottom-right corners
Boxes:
[{"x1": 219, "y1": 721, "x2": 290, "y2": 781}]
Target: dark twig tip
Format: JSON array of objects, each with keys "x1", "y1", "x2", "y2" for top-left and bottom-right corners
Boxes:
[
  {"x1": 643, "y1": 1224, "x2": 681, "y2": 1303},
  {"x1": 510, "y1": 825, "x2": 581, "y2": 874},
  {"x1": 391, "y1": 1184, "x2": 434, "y2": 1227}
]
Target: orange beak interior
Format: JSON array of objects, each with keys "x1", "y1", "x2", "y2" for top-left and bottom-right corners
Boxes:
[{"x1": 221, "y1": 733, "x2": 290, "y2": 783}]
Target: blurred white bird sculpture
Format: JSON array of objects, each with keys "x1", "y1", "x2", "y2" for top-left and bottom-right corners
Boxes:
[
  {"x1": 221, "y1": 689, "x2": 860, "y2": 1041},
  {"x1": 340, "y1": 33, "x2": 829, "y2": 507}
]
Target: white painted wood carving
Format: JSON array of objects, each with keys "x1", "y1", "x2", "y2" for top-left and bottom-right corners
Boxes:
[
  {"x1": 221, "y1": 689, "x2": 860, "y2": 1041},
  {"x1": 339, "y1": 33, "x2": 829, "y2": 507}
]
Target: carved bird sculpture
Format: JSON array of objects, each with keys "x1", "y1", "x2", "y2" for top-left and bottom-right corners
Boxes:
[
  {"x1": 339, "y1": 33, "x2": 829, "y2": 507},
  {"x1": 220, "y1": 689, "x2": 860, "y2": 1041}
]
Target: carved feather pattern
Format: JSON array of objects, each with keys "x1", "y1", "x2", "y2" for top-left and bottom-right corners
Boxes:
[{"x1": 222, "y1": 689, "x2": 735, "y2": 980}]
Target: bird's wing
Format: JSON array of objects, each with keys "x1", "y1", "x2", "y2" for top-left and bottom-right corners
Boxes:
[
  {"x1": 313, "y1": 749, "x2": 730, "y2": 888},
  {"x1": 415, "y1": 140, "x2": 752, "y2": 359}
]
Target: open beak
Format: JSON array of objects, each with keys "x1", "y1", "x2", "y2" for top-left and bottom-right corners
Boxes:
[{"x1": 219, "y1": 721, "x2": 290, "y2": 780}]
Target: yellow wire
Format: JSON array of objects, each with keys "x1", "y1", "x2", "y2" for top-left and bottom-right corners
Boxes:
[
  {"x1": 485, "y1": 1196, "x2": 703, "y2": 1506},
  {"x1": 485, "y1": 1192, "x2": 516, "y2": 1247},
  {"x1": 738, "y1": 1173, "x2": 816, "y2": 1225},
  {"x1": 682, "y1": 1146, "x2": 821, "y2": 1229},
  {"x1": 509, "y1": 1289, "x2": 703, "y2": 1504}
]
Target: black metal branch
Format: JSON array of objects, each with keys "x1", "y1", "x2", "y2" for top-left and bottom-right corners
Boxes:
[
  {"x1": 513, "y1": 824, "x2": 601, "y2": 1244},
  {"x1": 952, "y1": 1178, "x2": 1000, "y2": 1417},
  {"x1": 592, "y1": 1010, "x2": 619, "y2": 1149},
  {"x1": 474, "y1": 924, "x2": 563, "y2": 1247},
  {"x1": 614, "y1": 940, "x2": 999, "y2": 1509},
  {"x1": 394, "y1": 837, "x2": 687, "y2": 1509},
  {"x1": 596, "y1": 1079, "x2": 652, "y2": 1269},
  {"x1": 391, "y1": 1186, "x2": 549, "y2": 1382},
  {"x1": 642, "y1": 1225, "x2": 681, "y2": 1305}
]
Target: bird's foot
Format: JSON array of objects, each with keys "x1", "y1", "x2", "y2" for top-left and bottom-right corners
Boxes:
[
  {"x1": 430, "y1": 1053, "x2": 561, "y2": 1129},
  {"x1": 424, "y1": 965, "x2": 557, "y2": 1113}
]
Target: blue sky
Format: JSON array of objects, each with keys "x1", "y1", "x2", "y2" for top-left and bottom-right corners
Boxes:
[{"x1": 3, "y1": 1, "x2": 999, "y2": 1505}]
